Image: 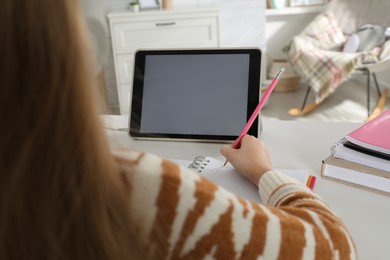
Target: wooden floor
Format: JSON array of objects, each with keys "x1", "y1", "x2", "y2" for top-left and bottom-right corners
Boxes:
[{"x1": 261, "y1": 78, "x2": 390, "y2": 123}]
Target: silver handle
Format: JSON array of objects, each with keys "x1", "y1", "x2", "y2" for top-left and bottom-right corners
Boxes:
[{"x1": 155, "y1": 22, "x2": 176, "y2": 27}]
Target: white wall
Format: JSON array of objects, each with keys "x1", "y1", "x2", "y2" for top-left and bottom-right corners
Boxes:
[
  {"x1": 265, "y1": 13, "x2": 318, "y2": 60},
  {"x1": 264, "y1": 10, "x2": 319, "y2": 80},
  {"x1": 102, "y1": 0, "x2": 266, "y2": 113}
]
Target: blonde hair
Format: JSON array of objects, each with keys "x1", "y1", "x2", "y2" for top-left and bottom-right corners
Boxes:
[{"x1": 0, "y1": 0, "x2": 140, "y2": 259}]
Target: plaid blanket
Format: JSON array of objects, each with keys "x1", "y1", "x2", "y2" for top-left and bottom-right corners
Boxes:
[{"x1": 286, "y1": 10, "x2": 380, "y2": 103}]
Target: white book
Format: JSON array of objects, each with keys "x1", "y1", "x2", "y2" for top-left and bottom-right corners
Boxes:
[{"x1": 321, "y1": 156, "x2": 390, "y2": 196}]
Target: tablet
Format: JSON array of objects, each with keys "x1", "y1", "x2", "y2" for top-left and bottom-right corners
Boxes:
[{"x1": 129, "y1": 48, "x2": 262, "y2": 142}]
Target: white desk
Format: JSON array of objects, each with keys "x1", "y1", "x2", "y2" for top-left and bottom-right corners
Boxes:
[{"x1": 104, "y1": 116, "x2": 390, "y2": 259}]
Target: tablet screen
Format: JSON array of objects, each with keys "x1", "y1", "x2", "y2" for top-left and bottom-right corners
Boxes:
[{"x1": 130, "y1": 49, "x2": 261, "y2": 141}]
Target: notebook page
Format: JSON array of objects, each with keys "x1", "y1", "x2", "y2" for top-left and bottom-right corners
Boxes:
[
  {"x1": 197, "y1": 158, "x2": 262, "y2": 203},
  {"x1": 279, "y1": 168, "x2": 311, "y2": 184},
  {"x1": 170, "y1": 158, "x2": 261, "y2": 202},
  {"x1": 171, "y1": 157, "x2": 313, "y2": 204}
]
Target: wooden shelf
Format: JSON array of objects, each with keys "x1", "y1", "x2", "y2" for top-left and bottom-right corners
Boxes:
[{"x1": 265, "y1": 5, "x2": 324, "y2": 16}]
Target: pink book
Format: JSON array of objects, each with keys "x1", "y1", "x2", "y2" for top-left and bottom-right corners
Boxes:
[{"x1": 345, "y1": 109, "x2": 390, "y2": 155}]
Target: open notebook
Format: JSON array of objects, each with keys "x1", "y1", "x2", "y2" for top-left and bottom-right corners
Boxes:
[{"x1": 171, "y1": 156, "x2": 316, "y2": 204}]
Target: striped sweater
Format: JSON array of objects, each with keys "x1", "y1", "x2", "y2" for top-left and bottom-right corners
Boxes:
[{"x1": 114, "y1": 150, "x2": 356, "y2": 260}]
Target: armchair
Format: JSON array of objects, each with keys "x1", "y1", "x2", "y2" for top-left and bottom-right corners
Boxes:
[{"x1": 284, "y1": 0, "x2": 390, "y2": 121}]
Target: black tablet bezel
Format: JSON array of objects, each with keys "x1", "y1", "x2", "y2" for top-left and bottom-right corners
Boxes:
[{"x1": 129, "y1": 48, "x2": 262, "y2": 141}]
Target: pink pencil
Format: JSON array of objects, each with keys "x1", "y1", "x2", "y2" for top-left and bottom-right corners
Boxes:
[{"x1": 223, "y1": 68, "x2": 285, "y2": 166}]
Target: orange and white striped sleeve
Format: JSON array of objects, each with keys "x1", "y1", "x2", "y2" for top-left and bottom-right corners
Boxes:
[{"x1": 114, "y1": 150, "x2": 356, "y2": 260}]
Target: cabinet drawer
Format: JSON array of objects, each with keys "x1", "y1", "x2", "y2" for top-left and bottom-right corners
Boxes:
[
  {"x1": 117, "y1": 54, "x2": 134, "y2": 84},
  {"x1": 112, "y1": 17, "x2": 218, "y2": 53}
]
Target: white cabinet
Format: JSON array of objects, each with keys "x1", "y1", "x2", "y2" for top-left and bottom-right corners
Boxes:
[{"x1": 108, "y1": 8, "x2": 220, "y2": 114}]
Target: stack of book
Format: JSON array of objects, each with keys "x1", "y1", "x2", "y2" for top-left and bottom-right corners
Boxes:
[{"x1": 321, "y1": 109, "x2": 390, "y2": 195}]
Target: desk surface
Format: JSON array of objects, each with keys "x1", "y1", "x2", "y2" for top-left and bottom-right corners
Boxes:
[{"x1": 104, "y1": 116, "x2": 390, "y2": 259}]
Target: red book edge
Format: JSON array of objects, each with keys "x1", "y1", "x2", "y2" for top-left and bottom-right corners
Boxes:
[{"x1": 306, "y1": 175, "x2": 316, "y2": 190}]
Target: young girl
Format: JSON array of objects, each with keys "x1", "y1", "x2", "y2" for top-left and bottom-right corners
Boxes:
[{"x1": 0, "y1": 0, "x2": 356, "y2": 259}]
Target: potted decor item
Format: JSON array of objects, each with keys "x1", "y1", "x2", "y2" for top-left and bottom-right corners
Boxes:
[
  {"x1": 129, "y1": 0, "x2": 140, "y2": 12},
  {"x1": 162, "y1": 0, "x2": 173, "y2": 10}
]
